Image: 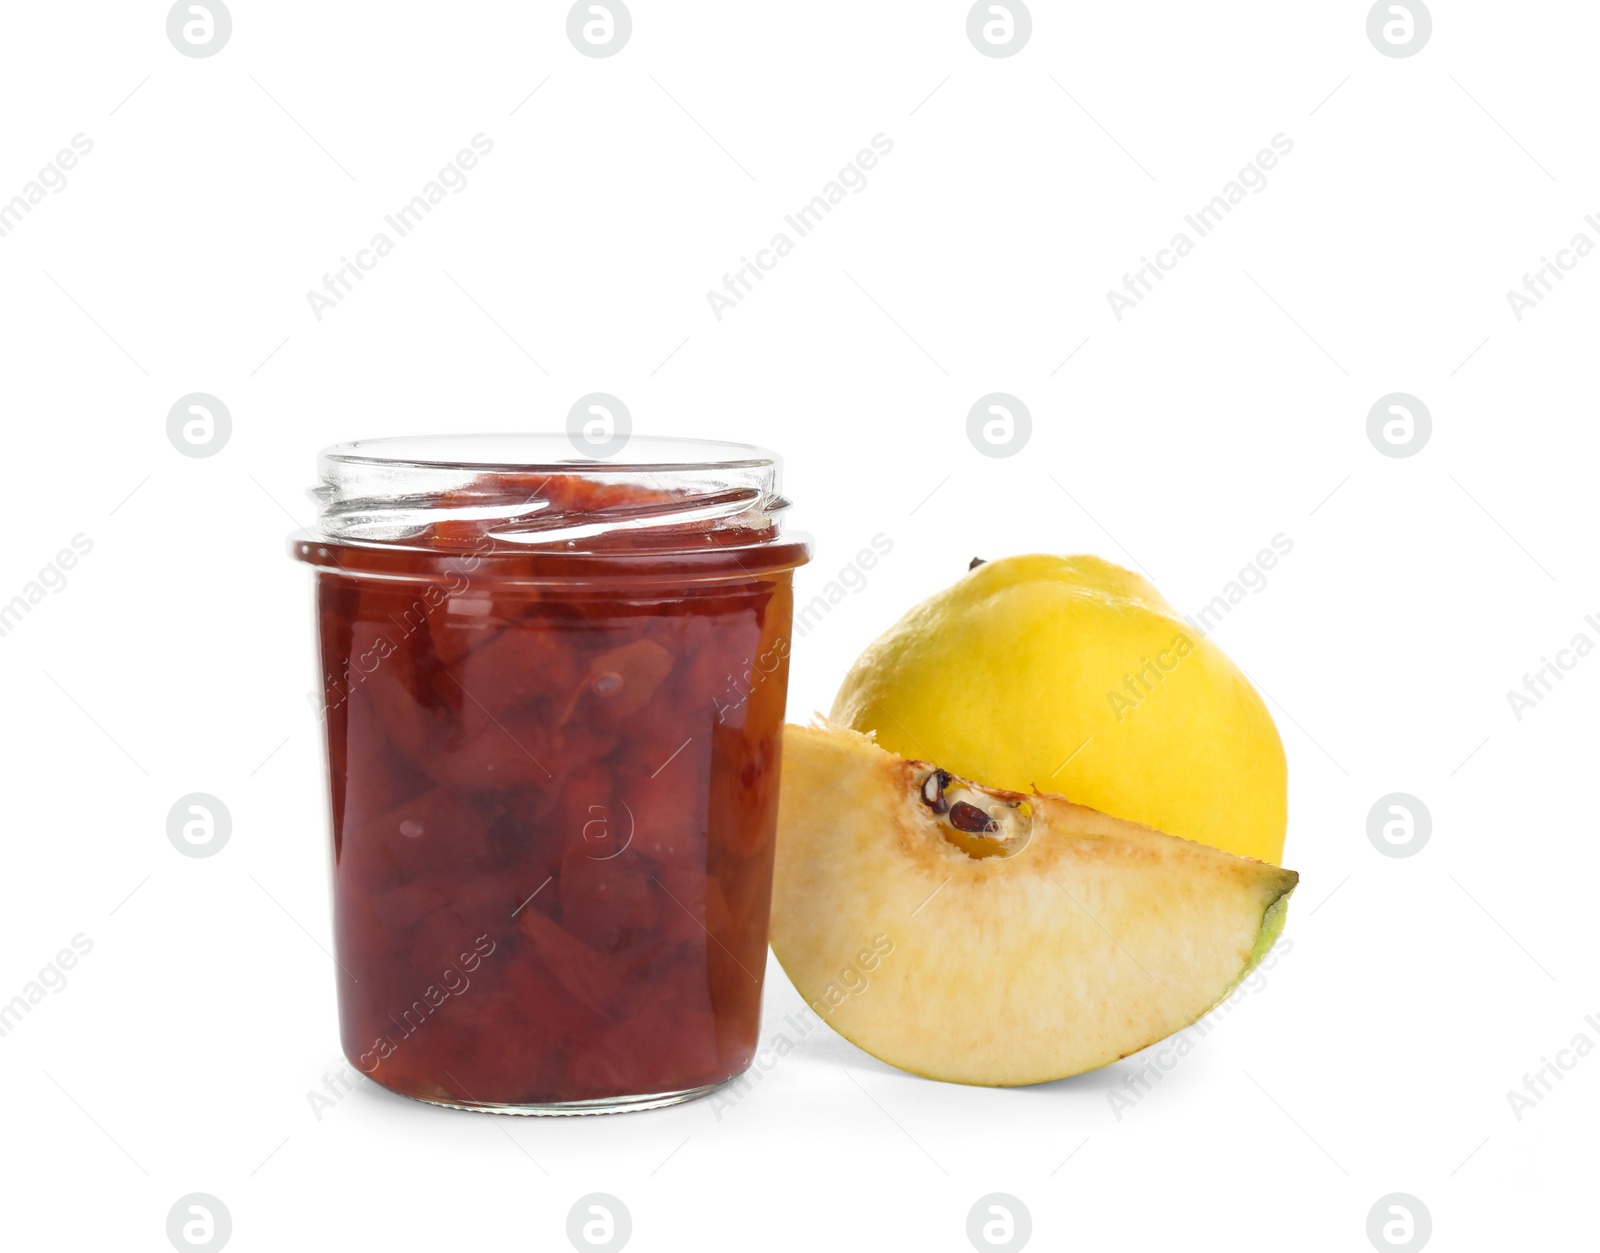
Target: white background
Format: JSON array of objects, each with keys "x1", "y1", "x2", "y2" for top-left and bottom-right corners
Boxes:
[{"x1": 1, "y1": 2, "x2": 1595, "y2": 1249}]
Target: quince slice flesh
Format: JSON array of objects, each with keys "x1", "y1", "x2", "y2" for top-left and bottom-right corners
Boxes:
[{"x1": 770, "y1": 723, "x2": 1297, "y2": 1086}]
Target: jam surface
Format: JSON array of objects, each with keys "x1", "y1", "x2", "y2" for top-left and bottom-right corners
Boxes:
[{"x1": 307, "y1": 473, "x2": 798, "y2": 1106}]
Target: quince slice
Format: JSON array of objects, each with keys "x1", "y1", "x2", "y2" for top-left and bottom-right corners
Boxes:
[{"x1": 770, "y1": 723, "x2": 1297, "y2": 1086}]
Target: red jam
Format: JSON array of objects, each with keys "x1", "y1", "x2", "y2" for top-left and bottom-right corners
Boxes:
[{"x1": 295, "y1": 456, "x2": 806, "y2": 1110}]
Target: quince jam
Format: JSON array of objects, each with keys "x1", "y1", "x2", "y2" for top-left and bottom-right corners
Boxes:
[{"x1": 293, "y1": 445, "x2": 807, "y2": 1112}]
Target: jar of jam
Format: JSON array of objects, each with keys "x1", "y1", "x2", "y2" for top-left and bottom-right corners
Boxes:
[{"x1": 290, "y1": 435, "x2": 810, "y2": 1113}]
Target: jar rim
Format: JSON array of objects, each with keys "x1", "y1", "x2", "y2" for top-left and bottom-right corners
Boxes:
[
  {"x1": 293, "y1": 431, "x2": 809, "y2": 580},
  {"x1": 320, "y1": 433, "x2": 777, "y2": 474}
]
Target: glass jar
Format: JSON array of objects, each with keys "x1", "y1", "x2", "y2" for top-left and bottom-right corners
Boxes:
[{"x1": 289, "y1": 435, "x2": 809, "y2": 1114}]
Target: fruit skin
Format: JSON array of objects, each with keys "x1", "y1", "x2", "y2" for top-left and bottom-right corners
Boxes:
[
  {"x1": 830, "y1": 554, "x2": 1288, "y2": 864},
  {"x1": 770, "y1": 723, "x2": 1297, "y2": 1086}
]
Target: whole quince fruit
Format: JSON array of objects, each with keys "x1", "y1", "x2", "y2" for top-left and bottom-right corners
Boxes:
[{"x1": 829, "y1": 554, "x2": 1287, "y2": 864}]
